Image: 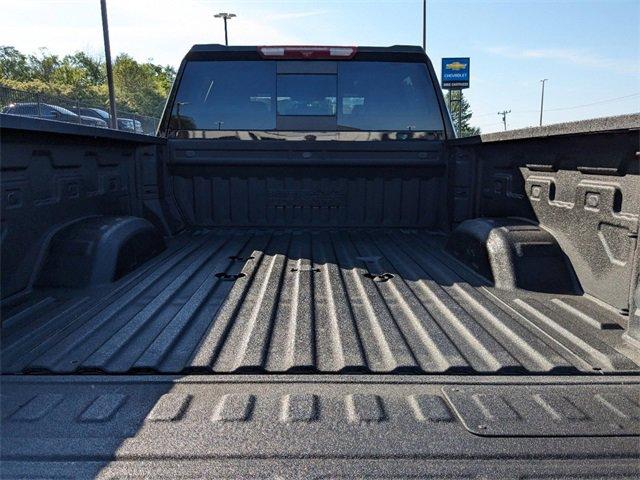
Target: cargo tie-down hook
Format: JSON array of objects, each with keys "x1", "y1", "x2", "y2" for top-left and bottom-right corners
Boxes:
[
  {"x1": 363, "y1": 272, "x2": 395, "y2": 282},
  {"x1": 215, "y1": 272, "x2": 246, "y2": 281}
]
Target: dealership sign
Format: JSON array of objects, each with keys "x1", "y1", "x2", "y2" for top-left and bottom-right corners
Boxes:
[{"x1": 441, "y1": 57, "x2": 470, "y2": 89}]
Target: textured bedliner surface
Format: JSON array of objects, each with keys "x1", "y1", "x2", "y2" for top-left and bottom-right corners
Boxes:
[{"x1": 2, "y1": 228, "x2": 638, "y2": 374}]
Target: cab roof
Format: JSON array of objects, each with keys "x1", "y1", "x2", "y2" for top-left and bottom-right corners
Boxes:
[{"x1": 184, "y1": 45, "x2": 429, "y2": 62}]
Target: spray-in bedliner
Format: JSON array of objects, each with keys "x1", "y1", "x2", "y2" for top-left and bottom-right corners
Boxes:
[{"x1": 2, "y1": 228, "x2": 638, "y2": 374}]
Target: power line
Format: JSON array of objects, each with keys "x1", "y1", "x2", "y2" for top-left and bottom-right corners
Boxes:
[
  {"x1": 473, "y1": 111, "x2": 509, "y2": 118},
  {"x1": 546, "y1": 93, "x2": 640, "y2": 112},
  {"x1": 474, "y1": 92, "x2": 640, "y2": 118}
]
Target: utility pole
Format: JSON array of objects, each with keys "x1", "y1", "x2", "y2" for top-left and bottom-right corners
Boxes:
[
  {"x1": 422, "y1": 0, "x2": 427, "y2": 51},
  {"x1": 100, "y1": 0, "x2": 117, "y2": 129},
  {"x1": 214, "y1": 12, "x2": 236, "y2": 46},
  {"x1": 539, "y1": 78, "x2": 548, "y2": 127},
  {"x1": 498, "y1": 110, "x2": 511, "y2": 131}
]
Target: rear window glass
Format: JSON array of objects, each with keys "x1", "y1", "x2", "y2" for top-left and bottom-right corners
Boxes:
[
  {"x1": 170, "y1": 60, "x2": 443, "y2": 132},
  {"x1": 277, "y1": 74, "x2": 337, "y2": 116},
  {"x1": 171, "y1": 61, "x2": 276, "y2": 130},
  {"x1": 337, "y1": 62, "x2": 440, "y2": 131}
]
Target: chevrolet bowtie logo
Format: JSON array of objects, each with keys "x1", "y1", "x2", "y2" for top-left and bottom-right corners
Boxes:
[{"x1": 446, "y1": 61, "x2": 467, "y2": 71}]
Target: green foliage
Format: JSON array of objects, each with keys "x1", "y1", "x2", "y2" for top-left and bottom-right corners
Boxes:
[
  {"x1": 0, "y1": 46, "x2": 31, "y2": 81},
  {"x1": 0, "y1": 46, "x2": 175, "y2": 118},
  {"x1": 0, "y1": 77, "x2": 107, "y2": 104},
  {"x1": 445, "y1": 90, "x2": 481, "y2": 137},
  {"x1": 112, "y1": 54, "x2": 170, "y2": 117},
  {"x1": 67, "y1": 52, "x2": 107, "y2": 85}
]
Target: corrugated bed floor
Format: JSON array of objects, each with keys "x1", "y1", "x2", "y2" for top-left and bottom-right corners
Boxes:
[{"x1": 2, "y1": 228, "x2": 639, "y2": 374}]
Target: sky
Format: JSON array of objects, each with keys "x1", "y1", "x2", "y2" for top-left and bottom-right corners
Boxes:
[{"x1": 1, "y1": 0, "x2": 639, "y2": 133}]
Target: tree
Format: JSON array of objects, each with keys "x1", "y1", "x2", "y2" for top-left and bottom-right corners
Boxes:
[
  {"x1": 0, "y1": 46, "x2": 175, "y2": 118},
  {"x1": 0, "y1": 46, "x2": 30, "y2": 81},
  {"x1": 445, "y1": 90, "x2": 481, "y2": 137},
  {"x1": 26, "y1": 48, "x2": 62, "y2": 83},
  {"x1": 112, "y1": 54, "x2": 174, "y2": 117},
  {"x1": 66, "y1": 52, "x2": 105, "y2": 85}
]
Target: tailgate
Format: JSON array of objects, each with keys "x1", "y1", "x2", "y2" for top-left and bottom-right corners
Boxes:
[{"x1": 2, "y1": 375, "x2": 639, "y2": 478}]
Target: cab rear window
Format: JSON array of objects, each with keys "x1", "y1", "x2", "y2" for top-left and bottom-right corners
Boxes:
[{"x1": 169, "y1": 60, "x2": 444, "y2": 133}]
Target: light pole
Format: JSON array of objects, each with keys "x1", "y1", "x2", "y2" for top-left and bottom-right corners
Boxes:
[
  {"x1": 539, "y1": 78, "x2": 548, "y2": 127},
  {"x1": 422, "y1": 0, "x2": 427, "y2": 51},
  {"x1": 175, "y1": 102, "x2": 189, "y2": 130},
  {"x1": 100, "y1": 0, "x2": 117, "y2": 129},
  {"x1": 214, "y1": 12, "x2": 236, "y2": 46}
]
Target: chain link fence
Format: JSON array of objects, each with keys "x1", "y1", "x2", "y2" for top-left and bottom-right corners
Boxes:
[{"x1": 0, "y1": 85, "x2": 160, "y2": 135}]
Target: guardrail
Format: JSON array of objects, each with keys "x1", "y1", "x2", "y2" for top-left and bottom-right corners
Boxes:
[{"x1": 0, "y1": 85, "x2": 160, "y2": 135}]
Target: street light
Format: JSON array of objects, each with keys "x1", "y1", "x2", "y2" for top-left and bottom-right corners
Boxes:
[
  {"x1": 214, "y1": 12, "x2": 236, "y2": 46},
  {"x1": 539, "y1": 79, "x2": 548, "y2": 127}
]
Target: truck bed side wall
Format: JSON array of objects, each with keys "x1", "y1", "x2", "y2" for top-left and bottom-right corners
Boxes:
[
  {"x1": 0, "y1": 117, "x2": 175, "y2": 303},
  {"x1": 450, "y1": 128, "x2": 639, "y2": 320}
]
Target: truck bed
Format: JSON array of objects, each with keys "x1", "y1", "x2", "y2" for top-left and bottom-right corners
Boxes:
[{"x1": 3, "y1": 228, "x2": 638, "y2": 375}]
